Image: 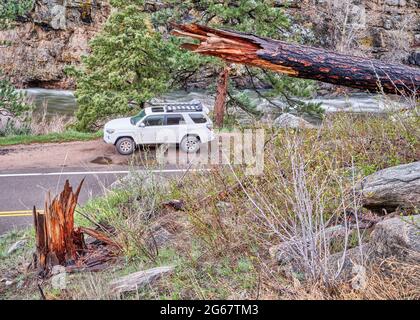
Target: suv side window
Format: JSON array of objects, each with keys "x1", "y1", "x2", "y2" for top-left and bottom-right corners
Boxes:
[
  {"x1": 189, "y1": 113, "x2": 207, "y2": 124},
  {"x1": 165, "y1": 114, "x2": 185, "y2": 125},
  {"x1": 144, "y1": 115, "x2": 164, "y2": 126}
]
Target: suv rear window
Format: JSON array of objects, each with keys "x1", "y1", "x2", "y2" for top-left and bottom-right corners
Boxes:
[
  {"x1": 166, "y1": 114, "x2": 185, "y2": 125},
  {"x1": 144, "y1": 115, "x2": 164, "y2": 126},
  {"x1": 189, "y1": 113, "x2": 207, "y2": 124}
]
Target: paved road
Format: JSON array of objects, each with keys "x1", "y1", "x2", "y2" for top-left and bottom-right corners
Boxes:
[{"x1": 0, "y1": 167, "x2": 192, "y2": 235}]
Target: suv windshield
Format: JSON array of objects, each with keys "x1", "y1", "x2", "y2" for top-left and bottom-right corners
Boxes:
[{"x1": 130, "y1": 109, "x2": 146, "y2": 125}]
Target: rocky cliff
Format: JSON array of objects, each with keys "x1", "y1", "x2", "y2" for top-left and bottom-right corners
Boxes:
[
  {"x1": 0, "y1": 0, "x2": 418, "y2": 90},
  {"x1": 284, "y1": 0, "x2": 419, "y2": 64},
  {"x1": 0, "y1": 0, "x2": 110, "y2": 89}
]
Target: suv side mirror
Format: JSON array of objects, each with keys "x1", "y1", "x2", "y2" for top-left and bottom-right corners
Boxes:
[{"x1": 138, "y1": 122, "x2": 145, "y2": 128}]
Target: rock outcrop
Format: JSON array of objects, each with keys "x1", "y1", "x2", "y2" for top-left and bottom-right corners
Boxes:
[
  {"x1": 273, "y1": 113, "x2": 316, "y2": 129},
  {"x1": 356, "y1": 161, "x2": 420, "y2": 213},
  {"x1": 0, "y1": 0, "x2": 110, "y2": 89},
  {"x1": 370, "y1": 215, "x2": 420, "y2": 262},
  {"x1": 282, "y1": 0, "x2": 420, "y2": 67}
]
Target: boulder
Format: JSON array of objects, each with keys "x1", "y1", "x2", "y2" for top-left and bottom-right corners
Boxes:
[
  {"x1": 51, "y1": 265, "x2": 67, "y2": 289},
  {"x1": 356, "y1": 162, "x2": 420, "y2": 212},
  {"x1": 273, "y1": 113, "x2": 315, "y2": 129},
  {"x1": 0, "y1": 109, "x2": 22, "y2": 132},
  {"x1": 51, "y1": 265, "x2": 66, "y2": 275},
  {"x1": 270, "y1": 225, "x2": 349, "y2": 265},
  {"x1": 146, "y1": 226, "x2": 173, "y2": 250},
  {"x1": 370, "y1": 215, "x2": 420, "y2": 262},
  {"x1": 327, "y1": 244, "x2": 370, "y2": 280}
]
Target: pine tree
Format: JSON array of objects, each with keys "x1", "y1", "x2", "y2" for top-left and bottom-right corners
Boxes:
[
  {"x1": 0, "y1": 72, "x2": 32, "y2": 117},
  {"x1": 0, "y1": 0, "x2": 34, "y2": 29}
]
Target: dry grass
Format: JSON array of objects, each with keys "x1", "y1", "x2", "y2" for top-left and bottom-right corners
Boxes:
[
  {"x1": 270, "y1": 257, "x2": 420, "y2": 300},
  {"x1": 29, "y1": 102, "x2": 74, "y2": 135}
]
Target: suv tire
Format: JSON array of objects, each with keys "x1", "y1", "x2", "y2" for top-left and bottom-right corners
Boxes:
[
  {"x1": 116, "y1": 137, "x2": 135, "y2": 155},
  {"x1": 180, "y1": 135, "x2": 200, "y2": 153}
]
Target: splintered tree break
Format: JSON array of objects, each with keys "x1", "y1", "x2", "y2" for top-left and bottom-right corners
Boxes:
[
  {"x1": 172, "y1": 24, "x2": 420, "y2": 97},
  {"x1": 33, "y1": 179, "x2": 119, "y2": 277}
]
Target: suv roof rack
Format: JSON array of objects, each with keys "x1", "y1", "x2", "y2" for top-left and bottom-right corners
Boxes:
[{"x1": 149, "y1": 102, "x2": 203, "y2": 113}]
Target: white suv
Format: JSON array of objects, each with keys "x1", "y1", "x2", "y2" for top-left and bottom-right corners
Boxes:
[{"x1": 103, "y1": 102, "x2": 215, "y2": 155}]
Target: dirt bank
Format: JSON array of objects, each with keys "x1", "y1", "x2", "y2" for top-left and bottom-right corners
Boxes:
[
  {"x1": 0, "y1": 139, "x2": 133, "y2": 171},
  {"x1": 0, "y1": 139, "x2": 204, "y2": 171}
]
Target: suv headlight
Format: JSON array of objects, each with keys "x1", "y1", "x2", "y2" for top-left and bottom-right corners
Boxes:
[{"x1": 106, "y1": 128, "x2": 115, "y2": 134}]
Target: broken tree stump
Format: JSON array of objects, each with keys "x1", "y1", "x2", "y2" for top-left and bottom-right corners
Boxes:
[
  {"x1": 33, "y1": 179, "x2": 85, "y2": 275},
  {"x1": 33, "y1": 179, "x2": 122, "y2": 277},
  {"x1": 172, "y1": 24, "x2": 420, "y2": 97}
]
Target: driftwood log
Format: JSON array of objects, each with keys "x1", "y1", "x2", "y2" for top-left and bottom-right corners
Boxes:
[{"x1": 172, "y1": 24, "x2": 420, "y2": 97}]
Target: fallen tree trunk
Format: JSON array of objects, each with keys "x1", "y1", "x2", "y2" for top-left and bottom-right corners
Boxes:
[{"x1": 172, "y1": 24, "x2": 420, "y2": 97}]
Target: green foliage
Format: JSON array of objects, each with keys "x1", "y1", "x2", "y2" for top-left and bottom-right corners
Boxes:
[
  {"x1": 0, "y1": 130, "x2": 102, "y2": 146},
  {"x1": 0, "y1": 72, "x2": 32, "y2": 116},
  {"x1": 0, "y1": 120, "x2": 30, "y2": 137},
  {"x1": 0, "y1": 0, "x2": 34, "y2": 29},
  {"x1": 237, "y1": 67, "x2": 323, "y2": 120},
  {"x1": 152, "y1": 0, "x2": 290, "y2": 38}
]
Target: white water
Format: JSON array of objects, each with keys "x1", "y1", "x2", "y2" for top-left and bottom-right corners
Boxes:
[{"x1": 23, "y1": 88, "x2": 408, "y2": 118}]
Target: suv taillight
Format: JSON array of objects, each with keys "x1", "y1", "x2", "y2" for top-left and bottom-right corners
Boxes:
[{"x1": 206, "y1": 123, "x2": 213, "y2": 130}]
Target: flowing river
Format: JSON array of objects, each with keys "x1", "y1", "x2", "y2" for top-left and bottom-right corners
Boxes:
[{"x1": 24, "y1": 88, "x2": 408, "y2": 120}]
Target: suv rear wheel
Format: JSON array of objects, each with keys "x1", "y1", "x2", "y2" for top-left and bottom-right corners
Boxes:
[
  {"x1": 180, "y1": 135, "x2": 200, "y2": 153},
  {"x1": 116, "y1": 137, "x2": 135, "y2": 155}
]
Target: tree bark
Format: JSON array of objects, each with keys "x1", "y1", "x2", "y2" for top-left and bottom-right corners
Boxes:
[
  {"x1": 214, "y1": 64, "x2": 230, "y2": 128},
  {"x1": 33, "y1": 179, "x2": 85, "y2": 275},
  {"x1": 172, "y1": 24, "x2": 420, "y2": 97}
]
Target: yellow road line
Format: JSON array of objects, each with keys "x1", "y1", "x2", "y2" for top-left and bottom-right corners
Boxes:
[
  {"x1": 0, "y1": 213, "x2": 33, "y2": 218},
  {"x1": 0, "y1": 210, "x2": 44, "y2": 218}
]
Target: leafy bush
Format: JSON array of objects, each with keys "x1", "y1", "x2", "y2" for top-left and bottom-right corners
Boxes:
[
  {"x1": 0, "y1": 118, "x2": 30, "y2": 137},
  {"x1": 0, "y1": 73, "x2": 32, "y2": 117},
  {"x1": 0, "y1": 0, "x2": 34, "y2": 29}
]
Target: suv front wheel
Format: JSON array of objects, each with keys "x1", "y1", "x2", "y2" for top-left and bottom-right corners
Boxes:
[
  {"x1": 116, "y1": 137, "x2": 135, "y2": 155},
  {"x1": 180, "y1": 136, "x2": 200, "y2": 153}
]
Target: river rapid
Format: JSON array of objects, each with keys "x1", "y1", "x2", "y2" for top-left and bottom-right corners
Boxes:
[{"x1": 24, "y1": 88, "x2": 408, "y2": 123}]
